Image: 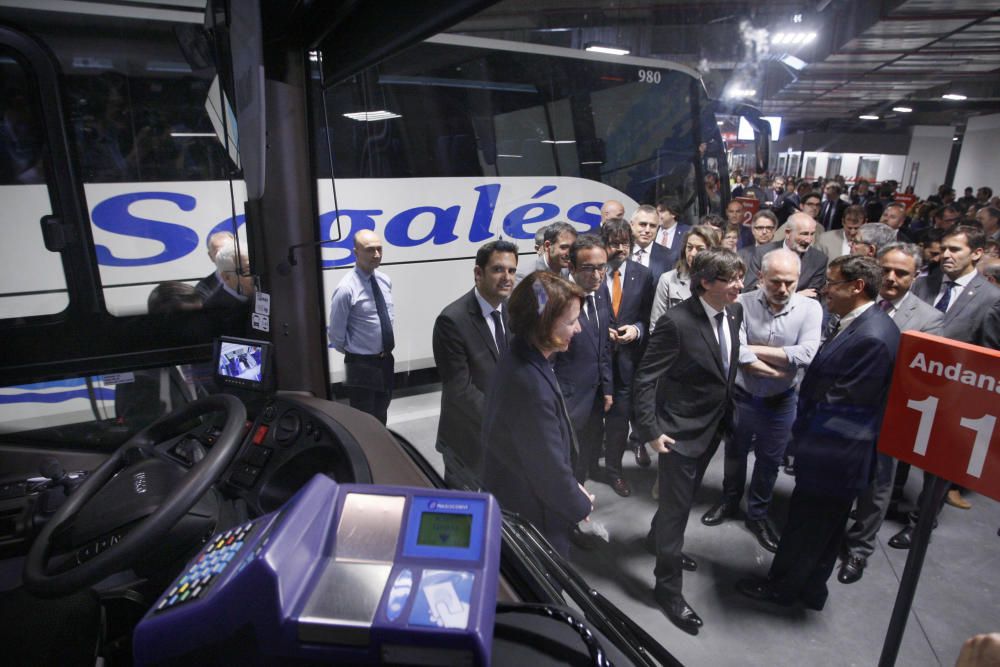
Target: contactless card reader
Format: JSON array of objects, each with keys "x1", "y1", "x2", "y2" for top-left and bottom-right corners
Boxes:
[{"x1": 134, "y1": 475, "x2": 502, "y2": 666}]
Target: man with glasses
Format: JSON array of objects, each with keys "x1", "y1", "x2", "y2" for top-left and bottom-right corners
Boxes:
[
  {"x1": 554, "y1": 235, "x2": 614, "y2": 492},
  {"x1": 600, "y1": 219, "x2": 655, "y2": 485},
  {"x1": 849, "y1": 222, "x2": 896, "y2": 258},
  {"x1": 634, "y1": 249, "x2": 745, "y2": 633},
  {"x1": 739, "y1": 210, "x2": 777, "y2": 267},
  {"x1": 738, "y1": 255, "x2": 898, "y2": 611}
]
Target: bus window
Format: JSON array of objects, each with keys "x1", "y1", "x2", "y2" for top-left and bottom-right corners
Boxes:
[{"x1": 0, "y1": 47, "x2": 68, "y2": 318}]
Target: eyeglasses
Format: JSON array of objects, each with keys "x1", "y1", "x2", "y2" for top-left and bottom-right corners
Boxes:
[
  {"x1": 714, "y1": 275, "x2": 744, "y2": 286},
  {"x1": 578, "y1": 264, "x2": 608, "y2": 274},
  {"x1": 752, "y1": 225, "x2": 775, "y2": 232},
  {"x1": 825, "y1": 278, "x2": 856, "y2": 287},
  {"x1": 606, "y1": 240, "x2": 631, "y2": 249}
]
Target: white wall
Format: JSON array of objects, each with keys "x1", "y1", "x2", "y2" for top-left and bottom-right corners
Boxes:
[
  {"x1": 953, "y1": 113, "x2": 1000, "y2": 197},
  {"x1": 776, "y1": 149, "x2": 905, "y2": 184},
  {"x1": 903, "y1": 125, "x2": 955, "y2": 199}
]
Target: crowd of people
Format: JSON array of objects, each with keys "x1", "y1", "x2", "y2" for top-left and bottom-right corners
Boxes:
[{"x1": 325, "y1": 174, "x2": 1000, "y2": 636}]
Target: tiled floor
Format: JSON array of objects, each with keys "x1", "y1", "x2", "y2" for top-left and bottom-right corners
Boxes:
[{"x1": 387, "y1": 389, "x2": 1000, "y2": 667}]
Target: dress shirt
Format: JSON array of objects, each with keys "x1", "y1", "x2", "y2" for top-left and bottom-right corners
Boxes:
[
  {"x1": 632, "y1": 244, "x2": 652, "y2": 268},
  {"x1": 474, "y1": 287, "x2": 505, "y2": 343},
  {"x1": 698, "y1": 297, "x2": 732, "y2": 358},
  {"x1": 328, "y1": 266, "x2": 394, "y2": 354},
  {"x1": 737, "y1": 290, "x2": 822, "y2": 395},
  {"x1": 655, "y1": 225, "x2": 679, "y2": 248},
  {"x1": 829, "y1": 301, "x2": 875, "y2": 340},
  {"x1": 933, "y1": 270, "x2": 976, "y2": 313}
]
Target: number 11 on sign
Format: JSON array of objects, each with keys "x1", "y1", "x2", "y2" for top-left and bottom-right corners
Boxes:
[{"x1": 906, "y1": 395, "x2": 995, "y2": 478}]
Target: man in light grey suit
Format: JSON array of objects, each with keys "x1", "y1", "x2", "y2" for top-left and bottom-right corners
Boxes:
[
  {"x1": 888, "y1": 225, "x2": 1000, "y2": 549},
  {"x1": 815, "y1": 205, "x2": 865, "y2": 259},
  {"x1": 515, "y1": 221, "x2": 576, "y2": 285},
  {"x1": 838, "y1": 243, "x2": 942, "y2": 583}
]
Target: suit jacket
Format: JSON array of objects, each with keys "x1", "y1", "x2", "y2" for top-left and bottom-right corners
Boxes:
[
  {"x1": 792, "y1": 306, "x2": 900, "y2": 498},
  {"x1": 815, "y1": 229, "x2": 849, "y2": 259},
  {"x1": 642, "y1": 242, "x2": 674, "y2": 287},
  {"x1": 432, "y1": 289, "x2": 506, "y2": 474},
  {"x1": 820, "y1": 198, "x2": 847, "y2": 230},
  {"x1": 655, "y1": 223, "x2": 691, "y2": 273},
  {"x1": 607, "y1": 260, "x2": 653, "y2": 391},
  {"x1": 194, "y1": 270, "x2": 221, "y2": 301},
  {"x1": 890, "y1": 291, "x2": 943, "y2": 335},
  {"x1": 912, "y1": 271, "x2": 1000, "y2": 344},
  {"x1": 742, "y1": 241, "x2": 828, "y2": 294},
  {"x1": 514, "y1": 254, "x2": 568, "y2": 286},
  {"x1": 481, "y1": 337, "x2": 592, "y2": 555},
  {"x1": 632, "y1": 295, "x2": 743, "y2": 458},
  {"x1": 554, "y1": 285, "x2": 613, "y2": 428}
]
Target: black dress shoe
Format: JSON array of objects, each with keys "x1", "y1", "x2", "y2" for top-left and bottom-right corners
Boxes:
[
  {"x1": 838, "y1": 556, "x2": 866, "y2": 584},
  {"x1": 654, "y1": 592, "x2": 702, "y2": 634},
  {"x1": 570, "y1": 526, "x2": 600, "y2": 551},
  {"x1": 888, "y1": 525, "x2": 913, "y2": 549},
  {"x1": 680, "y1": 553, "x2": 697, "y2": 572},
  {"x1": 611, "y1": 475, "x2": 632, "y2": 497},
  {"x1": 735, "y1": 578, "x2": 794, "y2": 607},
  {"x1": 701, "y1": 501, "x2": 739, "y2": 526},
  {"x1": 634, "y1": 444, "x2": 651, "y2": 468},
  {"x1": 745, "y1": 518, "x2": 780, "y2": 553}
]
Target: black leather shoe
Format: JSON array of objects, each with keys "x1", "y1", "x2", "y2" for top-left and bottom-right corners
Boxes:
[
  {"x1": 701, "y1": 501, "x2": 739, "y2": 526},
  {"x1": 570, "y1": 526, "x2": 599, "y2": 551},
  {"x1": 888, "y1": 525, "x2": 913, "y2": 549},
  {"x1": 634, "y1": 444, "x2": 651, "y2": 468},
  {"x1": 838, "y1": 556, "x2": 866, "y2": 584},
  {"x1": 680, "y1": 553, "x2": 697, "y2": 572},
  {"x1": 654, "y1": 592, "x2": 702, "y2": 634},
  {"x1": 745, "y1": 518, "x2": 780, "y2": 553},
  {"x1": 735, "y1": 578, "x2": 794, "y2": 607},
  {"x1": 611, "y1": 475, "x2": 632, "y2": 497}
]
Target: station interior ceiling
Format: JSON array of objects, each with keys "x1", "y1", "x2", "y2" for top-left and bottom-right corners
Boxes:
[{"x1": 450, "y1": 0, "x2": 1000, "y2": 138}]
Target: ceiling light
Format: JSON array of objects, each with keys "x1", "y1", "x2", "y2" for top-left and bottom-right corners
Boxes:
[
  {"x1": 343, "y1": 110, "x2": 401, "y2": 121},
  {"x1": 497, "y1": 154, "x2": 523, "y2": 158},
  {"x1": 717, "y1": 121, "x2": 725, "y2": 126},
  {"x1": 781, "y1": 54, "x2": 807, "y2": 71},
  {"x1": 772, "y1": 31, "x2": 815, "y2": 47},
  {"x1": 540, "y1": 140, "x2": 576, "y2": 144},
  {"x1": 727, "y1": 88, "x2": 757, "y2": 99},
  {"x1": 170, "y1": 132, "x2": 216, "y2": 138},
  {"x1": 859, "y1": 114, "x2": 879, "y2": 120},
  {"x1": 892, "y1": 106, "x2": 913, "y2": 113},
  {"x1": 942, "y1": 93, "x2": 967, "y2": 101},
  {"x1": 580, "y1": 161, "x2": 603, "y2": 165},
  {"x1": 585, "y1": 44, "x2": 630, "y2": 56}
]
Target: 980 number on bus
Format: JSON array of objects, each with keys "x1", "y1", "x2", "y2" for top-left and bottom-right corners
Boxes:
[{"x1": 638, "y1": 69, "x2": 661, "y2": 84}]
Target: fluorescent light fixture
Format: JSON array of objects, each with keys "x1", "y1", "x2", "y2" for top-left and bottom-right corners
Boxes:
[
  {"x1": 892, "y1": 106, "x2": 913, "y2": 113},
  {"x1": 308, "y1": 51, "x2": 320, "y2": 62},
  {"x1": 580, "y1": 161, "x2": 604, "y2": 165},
  {"x1": 147, "y1": 61, "x2": 191, "y2": 73},
  {"x1": 170, "y1": 132, "x2": 217, "y2": 138},
  {"x1": 781, "y1": 54, "x2": 807, "y2": 70},
  {"x1": 586, "y1": 44, "x2": 630, "y2": 56},
  {"x1": 953, "y1": 137, "x2": 959, "y2": 141},
  {"x1": 497, "y1": 154, "x2": 523, "y2": 158},
  {"x1": 859, "y1": 114, "x2": 879, "y2": 120},
  {"x1": 717, "y1": 121, "x2": 725, "y2": 126},
  {"x1": 942, "y1": 93, "x2": 967, "y2": 101},
  {"x1": 727, "y1": 88, "x2": 757, "y2": 99},
  {"x1": 804, "y1": 32, "x2": 817, "y2": 44},
  {"x1": 540, "y1": 140, "x2": 576, "y2": 144},
  {"x1": 772, "y1": 31, "x2": 816, "y2": 46},
  {"x1": 343, "y1": 110, "x2": 401, "y2": 121}
]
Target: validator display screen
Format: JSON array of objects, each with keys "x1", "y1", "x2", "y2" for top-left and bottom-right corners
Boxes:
[{"x1": 417, "y1": 512, "x2": 473, "y2": 548}]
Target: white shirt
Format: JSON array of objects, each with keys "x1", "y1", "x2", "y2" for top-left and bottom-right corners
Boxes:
[
  {"x1": 830, "y1": 301, "x2": 875, "y2": 340},
  {"x1": 632, "y1": 244, "x2": 652, "y2": 268},
  {"x1": 699, "y1": 297, "x2": 733, "y2": 360},
  {"x1": 933, "y1": 269, "x2": 976, "y2": 312},
  {"x1": 655, "y1": 225, "x2": 678, "y2": 249}
]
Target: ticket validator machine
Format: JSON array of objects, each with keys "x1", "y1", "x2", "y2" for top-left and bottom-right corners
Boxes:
[{"x1": 134, "y1": 475, "x2": 502, "y2": 665}]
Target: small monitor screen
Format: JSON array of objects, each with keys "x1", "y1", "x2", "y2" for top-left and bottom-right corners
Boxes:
[
  {"x1": 417, "y1": 512, "x2": 472, "y2": 549},
  {"x1": 216, "y1": 338, "x2": 267, "y2": 386}
]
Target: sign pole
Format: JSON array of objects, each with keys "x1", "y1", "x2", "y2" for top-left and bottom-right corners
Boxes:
[{"x1": 877, "y1": 473, "x2": 951, "y2": 667}]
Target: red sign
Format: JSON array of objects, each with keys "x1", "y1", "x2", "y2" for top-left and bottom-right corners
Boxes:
[
  {"x1": 879, "y1": 332, "x2": 1000, "y2": 502},
  {"x1": 893, "y1": 193, "x2": 918, "y2": 212},
  {"x1": 735, "y1": 197, "x2": 761, "y2": 226}
]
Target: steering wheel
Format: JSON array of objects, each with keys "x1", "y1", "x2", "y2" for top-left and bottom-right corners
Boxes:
[{"x1": 23, "y1": 394, "x2": 246, "y2": 597}]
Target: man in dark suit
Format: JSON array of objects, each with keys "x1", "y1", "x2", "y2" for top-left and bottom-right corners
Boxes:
[
  {"x1": 738, "y1": 255, "x2": 899, "y2": 610},
  {"x1": 554, "y1": 235, "x2": 614, "y2": 489},
  {"x1": 433, "y1": 240, "x2": 519, "y2": 488},
  {"x1": 819, "y1": 182, "x2": 848, "y2": 231},
  {"x1": 655, "y1": 197, "x2": 691, "y2": 271},
  {"x1": 889, "y1": 225, "x2": 1000, "y2": 548},
  {"x1": 838, "y1": 243, "x2": 942, "y2": 584},
  {"x1": 743, "y1": 213, "x2": 827, "y2": 296},
  {"x1": 633, "y1": 248, "x2": 745, "y2": 634},
  {"x1": 600, "y1": 219, "x2": 654, "y2": 489},
  {"x1": 630, "y1": 204, "x2": 673, "y2": 286},
  {"x1": 194, "y1": 230, "x2": 234, "y2": 301}
]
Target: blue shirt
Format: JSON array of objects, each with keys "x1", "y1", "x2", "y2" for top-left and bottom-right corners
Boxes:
[
  {"x1": 328, "y1": 267, "x2": 394, "y2": 354},
  {"x1": 737, "y1": 289, "x2": 822, "y2": 396}
]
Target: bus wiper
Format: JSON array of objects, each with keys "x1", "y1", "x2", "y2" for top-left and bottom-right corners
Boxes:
[{"x1": 500, "y1": 512, "x2": 683, "y2": 667}]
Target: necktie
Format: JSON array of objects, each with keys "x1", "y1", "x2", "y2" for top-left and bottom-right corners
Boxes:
[
  {"x1": 490, "y1": 310, "x2": 506, "y2": 353},
  {"x1": 612, "y1": 270, "x2": 622, "y2": 317},
  {"x1": 823, "y1": 201, "x2": 832, "y2": 228},
  {"x1": 823, "y1": 315, "x2": 841, "y2": 343},
  {"x1": 369, "y1": 276, "x2": 394, "y2": 354},
  {"x1": 715, "y1": 312, "x2": 729, "y2": 376},
  {"x1": 586, "y1": 294, "x2": 599, "y2": 333},
  {"x1": 658, "y1": 229, "x2": 670, "y2": 248},
  {"x1": 879, "y1": 299, "x2": 893, "y2": 313},
  {"x1": 934, "y1": 281, "x2": 956, "y2": 313},
  {"x1": 634, "y1": 248, "x2": 645, "y2": 265}
]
